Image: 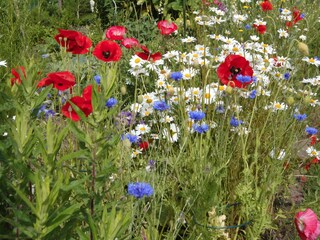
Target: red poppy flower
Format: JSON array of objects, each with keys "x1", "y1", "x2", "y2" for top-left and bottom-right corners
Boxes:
[
  {"x1": 61, "y1": 96, "x2": 92, "y2": 122},
  {"x1": 253, "y1": 24, "x2": 267, "y2": 34},
  {"x1": 105, "y1": 26, "x2": 126, "y2": 41},
  {"x1": 120, "y1": 38, "x2": 140, "y2": 49},
  {"x1": 10, "y1": 66, "x2": 26, "y2": 86},
  {"x1": 93, "y1": 40, "x2": 122, "y2": 62},
  {"x1": 260, "y1": 0, "x2": 273, "y2": 11},
  {"x1": 286, "y1": 7, "x2": 304, "y2": 27},
  {"x1": 135, "y1": 45, "x2": 162, "y2": 62},
  {"x1": 157, "y1": 20, "x2": 178, "y2": 35},
  {"x1": 217, "y1": 55, "x2": 253, "y2": 88},
  {"x1": 139, "y1": 141, "x2": 149, "y2": 151},
  {"x1": 37, "y1": 71, "x2": 76, "y2": 91},
  {"x1": 293, "y1": 7, "x2": 304, "y2": 24},
  {"x1": 54, "y1": 29, "x2": 92, "y2": 54},
  {"x1": 294, "y1": 208, "x2": 320, "y2": 240},
  {"x1": 82, "y1": 85, "x2": 92, "y2": 101}
]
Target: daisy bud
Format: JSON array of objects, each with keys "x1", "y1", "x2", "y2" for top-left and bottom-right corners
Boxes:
[
  {"x1": 225, "y1": 86, "x2": 233, "y2": 94},
  {"x1": 120, "y1": 85, "x2": 127, "y2": 95},
  {"x1": 286, "y1": 96, "x2": 295, "y2": 105},
  {"x1": 137, "y1": 95, "x2": 143, "y2": 103},
  {"x1": 297, "y1": 42, "x2": 309, "y2": 56}
]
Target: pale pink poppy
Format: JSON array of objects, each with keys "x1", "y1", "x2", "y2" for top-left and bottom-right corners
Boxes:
[
  {"x1": 105, "y1": 26, "x2": 126, "y2": 41},
  {"x1": 294, "y1": 208, "x2": 320, "y2": 240},
  {"x1": 121, "y1": 37, "x2": 140, "y2": 49},
  {"x1": 157, "y1": 20, "x2": 178, "y2": 35}
]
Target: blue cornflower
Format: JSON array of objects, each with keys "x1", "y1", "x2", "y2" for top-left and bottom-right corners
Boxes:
[
  {"x1": 284, "y1": 72, "x2": 290, "y2": 80},
  {"x1": 189, "y1": 111, "x2": 205, "y2": 121},
  {"x1": 300, "y1": 13, "x2": 305, "y2": 19},
  {"x1": 230, "y1": 116, "x2": 243, "y2": 127},
  {"x1": 153, "y1": 101, "x2": 170, "y2": 111},
  {"x1": 170, "y1": 72, "x2": 183, "y2": 81},
  {"x1": 279, "y1": 8, "x2": 283, "y2": 13},
  {"x1": 193, "y1": 123, "x2": 209, "y2": 134},
  {"x1": 37, "y1": 104, "x2": 47, "y2": 117},
  {"x1": 106, "y1": 98, "x2": 117, "y2": 108},
  {"x1": 249, "y1": 90, "x2": 257, "y2": 99},
  {"x1": 94, "y1": 75, "x2": 101, "y2": 85},
  {"x1": 215, "y1": 105, "x2": 225, "y2": 114},
  {"x1": 306, "y1": 127, "x2": 318, "y2": 135},
  {"x1": 245, "y1": 24, "x2": 251, "y2": 30},
  {"x1": 294, "y1": 113, "x2": 307, "y2": 121},
  {"x1": 122, "y1": 133, "x2": 138, "y2": 143},
  {"x1": 236, "y1": 74, "x2": 252, "y2": 83},
  {"x1": 45, "y1": 110, "x2": 55, "y2": 118},
  {"x1": 127, "y1": 182, "x2": 154, "y2": 199}
]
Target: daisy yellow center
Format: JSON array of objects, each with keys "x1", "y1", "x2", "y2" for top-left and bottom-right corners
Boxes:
[
  {"x1": 134, "y1": 58, "x2": 141, "y2": 63},
  {"x1": 205, "y1": 93, "x2": 211, "y2": 99},
  {"x1": 184, "y1": 73, "x2": 191, "y2": 78},
  {"x1": 193, "y1": 90, "x2": 199, "y2": 95},
  {"x1": 309, "y1": 58, "x2": 315, "y2": 63},
  {"x1": 311, "y1": 150, "x2": 317, "y2": 155},
  {"x1": 275, "y1": 103, "x2": 281, "y2": 109},
  {"x1": 193, "y1": 53, "x2": 199, "y2": 58},
  {"x1": 146, "y1": 98, "x2": 153, "y2": 104},
  {"x1": 140, "y1": 127, "x2": 146, "y2": 132},
  {"x1": 232, "y1": 47, "x2": 239, "y2": 52},
  {"x1": 219, "y1": 86, "x2": 225, "y2": 91}
]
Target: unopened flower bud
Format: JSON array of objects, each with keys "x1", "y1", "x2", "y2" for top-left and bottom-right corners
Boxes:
[
  {"x1": 120, "y1": 85, "x2": 127, "y2": 95},
  {"x1": 225, "y1": 86, "x2": 233, "y2": 94},
  {"x1": 286, "y1": 96, "x2": 295, "y2": 105},
  {"x1": 137, "y1": 95, "x2": 143, "y2": 103},
  {"x1": 297, "y1": 42, "x2": 309, "y2": 56}
]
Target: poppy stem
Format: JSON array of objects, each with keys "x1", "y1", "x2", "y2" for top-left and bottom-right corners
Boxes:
[
  {"x1": 90, "y1": 146, "x2": 96, "y2": 240},
  {"x1": 182, "y1": 0, "x2": 186, "y2": 38}
]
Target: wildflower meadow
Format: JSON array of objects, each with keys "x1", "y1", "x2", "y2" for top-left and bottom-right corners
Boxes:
[{"x1": 1, "y1": 0, "x2": 320, "y2": 239}]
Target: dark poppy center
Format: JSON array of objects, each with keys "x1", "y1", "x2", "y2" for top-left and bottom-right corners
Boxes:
[
  {"x1": 230, "y1": 66, "x2": 241, "y2": 75},
  {"x1": 58, "y1": 83, "x2": 64, "y2": 86},
  {"x1": 102, "y1": 51, "x2": 111, "y2": 59}
]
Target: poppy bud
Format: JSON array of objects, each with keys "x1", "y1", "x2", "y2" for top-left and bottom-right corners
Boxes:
[
  {"x1": 137, "y1": 95, "x2": 143, "y2": 103},
  {"x1": 225, "y1": 86, "x2": 233, "y2": 94},
  {"x1": 120, "y1": 85, "x2": 127, "y2": 95},
  {"x1": 286, "y1": 96, "x2": 295, "y2": 105},
  {"x1": 297, "y1": 42, "x2": 309, "y2": 56}
]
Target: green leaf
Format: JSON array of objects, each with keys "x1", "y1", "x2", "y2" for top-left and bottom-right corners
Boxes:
[
  {"x1": 31, "y1": 85, "x2": 53, "y2": 110},
  {"x1": 45, "y1": 202, "x2": 83, "y2": 236},
  {"x1": 12, "y1": 185, "x2": 37, "y2": 216}
]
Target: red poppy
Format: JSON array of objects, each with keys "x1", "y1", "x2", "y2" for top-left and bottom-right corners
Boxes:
[
  {"x1": 105, "y1": 26, "x2": 126, "y2": 41},
  {"x1": 139, "y1": 141, "x2": 149, "y2": 151},
  {"x1": 10, "y1": 66, "x2": 26, "y2": 86},
  {"x1": 260, "y1": 0, "x2": 273, "y2": 11},
  {"x1": 120, "y1": 38, "x2": 140, "y2": 49},
  {"x1": 37, "y1": 71, "x2": 76, "y2": 91},
  {"x1": 61, "y1": 96, "x2": 92, "y2": 122},
  {"x1": 135, "y1": 45, "x2": 162, "y2": 62},
  {"x1": 217, "y1": 54, "x2": 253, "y2": 88},
  {"x1": 61, "y1": 85, "x2": 93, "y2": 121},
  {"x1": 294, "y1": 208, "x2": 320, "y2": 240},
  {"x1": 286, "y1": 7, "x2": 304, "y2": 27},
  {"x1": 253, "y1": 24, "x2": 267, "y2": 34},
  {"x1": 157, "y1": 20, "x2": 178, "y2": 35},
  {"x1": 54, "y1": 29, "x2": 92, "y2": 54},
  {"x1": 82, "y1": 84, "x2": 92, "y2": 101},
  {"x1": 93, "y1": 40, "x2": 122, "y2": 62}
]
